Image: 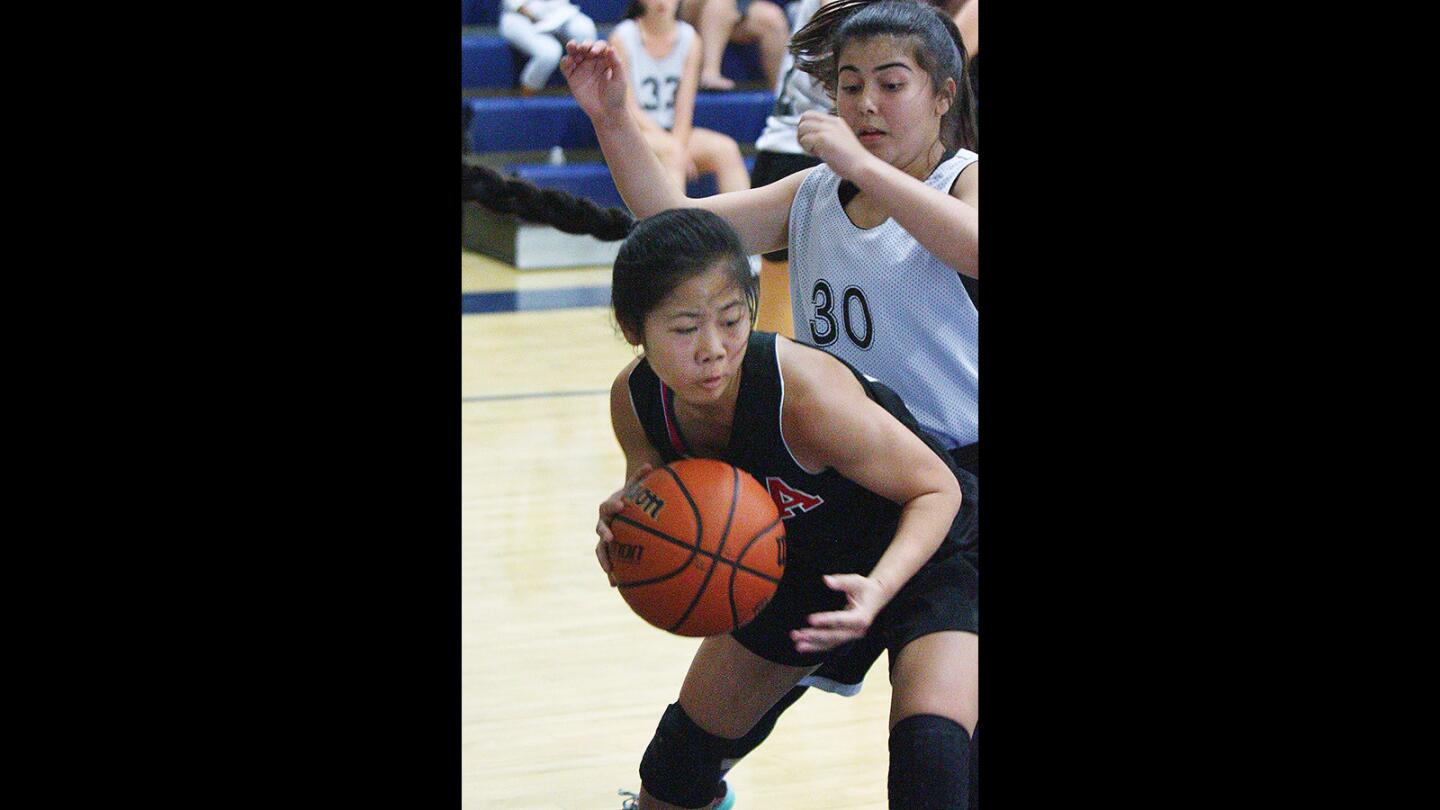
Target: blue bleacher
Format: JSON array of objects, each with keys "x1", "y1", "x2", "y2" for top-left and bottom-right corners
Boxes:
[
  {"x1": 465, "y1": 2, "x2": 781, "y2": 224},
  {"x1": 462, "y1": 32, "x2": 768, "y2": 90},
  {"x1": 461, "y1": 35, "x2": 519, "y2": 89},
  {"x1": 510, "y1": 156, "x2": 757, "y2": 210},
  {"x1": 466, "y1": 91, "x2": 773, "y2": 152}
]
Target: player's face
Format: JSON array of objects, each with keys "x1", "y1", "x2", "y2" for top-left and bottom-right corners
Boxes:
[
  {"x1": 836, "y1": 36, "x2": 953, "y2": 175},
  {"x1": 641, "y1": 262, "x2": 751, "y2": 407}
]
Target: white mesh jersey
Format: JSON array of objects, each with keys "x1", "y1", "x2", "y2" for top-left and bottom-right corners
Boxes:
[
  {"x1": 754, "y1": 0, "x2": 831, "y2": 155},
  {"x1": 610, "y1": 20, "x2": 696, "y2": 132},
  {"x1": 787, "y1": 150, "x2": 979, "y2": 449}
]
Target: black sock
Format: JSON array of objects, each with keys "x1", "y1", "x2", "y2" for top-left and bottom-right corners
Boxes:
[{"x1": 967, "y1": 723, "x2": 979, "y2": 808}]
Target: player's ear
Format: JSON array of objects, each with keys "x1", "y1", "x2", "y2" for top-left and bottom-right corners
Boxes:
[
  {"x1": 619, "y1": 319, "x2": 644, "y2": 346},
  {"x1": 935, "y1": 77, "x2": 955, "y2": 118}
]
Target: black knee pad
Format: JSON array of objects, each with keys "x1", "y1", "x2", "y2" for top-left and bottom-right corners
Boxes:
[
  {"x1": 639, "y1": 703, "x2": 733, "y2": 808},
  {"x1": 888, "y1": 714, "x2": 972, "y2": 810}
]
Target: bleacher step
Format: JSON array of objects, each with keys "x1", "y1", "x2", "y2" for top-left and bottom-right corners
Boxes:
[{"x1": 464, "y1": 204, "x2": 623, "y2": 270}]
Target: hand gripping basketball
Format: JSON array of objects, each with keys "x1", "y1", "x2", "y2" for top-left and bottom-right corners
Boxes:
[
  {"x1": 597, "y1": 462, "x2": 656, "y2": 587},
  {"x1": 606, "y1": 460, "x2": 786, "y2": 637}
]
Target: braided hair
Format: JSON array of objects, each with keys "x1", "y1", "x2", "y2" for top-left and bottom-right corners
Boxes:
[{"x1": 462, "y1": 161, "x2": 636, "y2": 242}]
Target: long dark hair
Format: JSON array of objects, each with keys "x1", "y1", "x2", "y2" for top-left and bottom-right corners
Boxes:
[
  {"x1": 611, "y1": 208, "x2": 757, "y2": 341},
  {"x1": 462, "y1": 161, "x2": 635, "y2": 241},
  {"x1": 791, "y1": 0, "x2": 978, "y2": 152}
]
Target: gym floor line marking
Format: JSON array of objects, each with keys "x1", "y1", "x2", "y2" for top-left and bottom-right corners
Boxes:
[
  {"x1": 463, "y1": 389, "x2": 609, "y2": 403},
  {"x1": 462, "y1": 285, "x2": 611, "y2": 314}
]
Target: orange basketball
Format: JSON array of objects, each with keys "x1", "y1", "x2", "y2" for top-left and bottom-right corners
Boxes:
[{"x1": 608, "y1": 459, "x2": 786, "y2": 637}]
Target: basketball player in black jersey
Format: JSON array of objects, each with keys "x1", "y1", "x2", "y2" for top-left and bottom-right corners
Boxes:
[{"x1": 593, "y1": 209, "x2": 977, "y2": 809}]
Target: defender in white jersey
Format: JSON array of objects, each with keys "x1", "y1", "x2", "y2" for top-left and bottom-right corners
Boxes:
[
  {"x1": 608, "y1": 0, "x2": 751, "y2": 196},
  {"x1": 788, "y1": 147, "x2": 979, "y2": 450}
]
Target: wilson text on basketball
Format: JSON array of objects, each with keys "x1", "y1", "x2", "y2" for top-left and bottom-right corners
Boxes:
[{"x1": 625, "y1": 483, "x2": 666, "y2": 519}]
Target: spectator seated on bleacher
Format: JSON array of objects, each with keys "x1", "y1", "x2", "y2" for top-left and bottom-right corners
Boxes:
[
  {"x1": 610, "y1": 0, "x2": 750, "y2": 195},
  {"x1": 679, "y1": 0, "x2": 788, "y2": 90},
  {"x1": 500, "y1": 0, "x2": 599, "y2": 95}
]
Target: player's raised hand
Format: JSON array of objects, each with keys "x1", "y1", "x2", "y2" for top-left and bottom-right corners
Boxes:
[
  {"x1": 561, "y1": 39, "x2": 628, "y2": 121},
  {"x1": 797, "y1": 110, "x2": 876, "y2": 184},
  {"x1": 791, "y1": 573, "x2": 888, "y2": 653},
  {"x1": 595, "y1": 462, "x2": 655, "y2": 585}
]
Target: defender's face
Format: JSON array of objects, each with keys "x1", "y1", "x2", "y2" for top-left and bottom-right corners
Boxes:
[{"x1": 836, "y1": 36, "x2": 951, "y2": 172}]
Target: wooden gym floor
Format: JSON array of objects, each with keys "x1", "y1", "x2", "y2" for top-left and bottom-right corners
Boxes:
[{"x1": 461, "y1": 251, "x2": 896, "y2": 809}]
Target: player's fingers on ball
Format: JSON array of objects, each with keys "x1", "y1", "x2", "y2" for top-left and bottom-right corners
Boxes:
[{"x1": 596, "y1": 540, "x2": 612, "y2": 572}]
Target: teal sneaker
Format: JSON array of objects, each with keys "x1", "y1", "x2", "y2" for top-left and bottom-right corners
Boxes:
[
  {"x1": 712, "y1": 780, "x2": 736, "y2": 810},
  {"x1": 615, "y1": 782, "x2": 734, "y2": 809}
]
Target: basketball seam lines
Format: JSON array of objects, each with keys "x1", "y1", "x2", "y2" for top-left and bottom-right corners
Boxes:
[
  {"x1": 668, "y1": 464, "x2": 739, "y2": 634},
  {"x1": 613, "y1": 514, "x2": 782, "y2": 586},
  {"x1": 728, "y1": 515, "x2": 786, "y2": 627}
]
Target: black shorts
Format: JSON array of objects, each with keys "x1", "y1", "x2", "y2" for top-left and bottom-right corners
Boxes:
[
  {"x1": 732, "y1": 462, "x2": 978, "y2": 674},
  {"x1": 749, "y1": 150, "x2": 823, "y2": 261},
  {"x1": 802, "y1": 447, "x2": 978, "y2": 693}
]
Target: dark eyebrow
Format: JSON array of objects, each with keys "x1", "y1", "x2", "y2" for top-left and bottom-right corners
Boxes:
[{"x1": 839, "y1": 62, "x2": 914, "y2": 74}]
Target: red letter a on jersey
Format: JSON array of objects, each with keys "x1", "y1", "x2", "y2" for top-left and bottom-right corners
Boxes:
[{"x1": 766, "y1": 477, "x2": 825, "y2": 520}]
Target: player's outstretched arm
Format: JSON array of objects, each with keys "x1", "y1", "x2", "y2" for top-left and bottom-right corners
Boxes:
[
  {"x1": 562, "y1": 38, "x2": 808, "y2": 256},
  {"x1": 563, "y1": 40, "x2": 690, "y2": 215},
  {"x1": 777, "y1": 338, "x2": 963, "y2": 653}
]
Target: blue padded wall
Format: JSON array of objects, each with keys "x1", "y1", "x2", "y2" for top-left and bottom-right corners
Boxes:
[
  {"x1": 690, "y1": 90, "x2": 774, "y2": 144},
  {"x1": 468, "y1": 97, "x2": 601, "y2": 151},
  {"x1": 461, "y1": 35, "x2": 514, "y2": 89},
  {"x1": 577, "y1": 0, "x2": 629, "y2": 24},
  {"x1": 467, "y1": 91, "x2": 773, "y2": 152},
  {"x1": 462, "y1": 0, "x2": 499, "y2": 26}
]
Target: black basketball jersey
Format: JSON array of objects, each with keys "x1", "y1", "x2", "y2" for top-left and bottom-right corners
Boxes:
[{"x1": 626, "y1": 331, "x2": 976, "y2": 582}]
